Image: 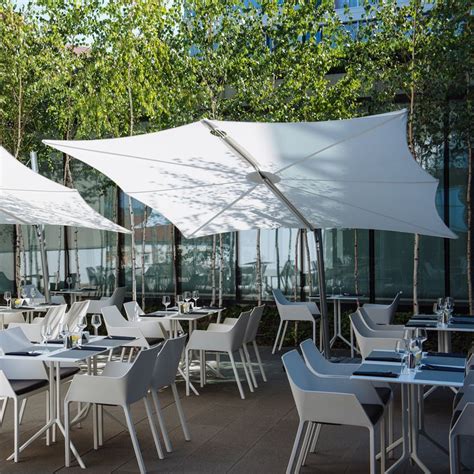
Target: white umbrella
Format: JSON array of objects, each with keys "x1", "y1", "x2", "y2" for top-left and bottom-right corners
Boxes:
[{"x1": 44, "y1": 109, "x2": 456, "y2": 355}]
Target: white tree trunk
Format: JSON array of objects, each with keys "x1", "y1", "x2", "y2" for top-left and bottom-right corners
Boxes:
[
  {"x1": 218, "y1": 234, "x2": 224, "y2": 307},
  {"x1": 304, "y1": 230, "x2": 312, "y2": 297},
  {"x1": 141, "y1": 206, "x2": 148, "y2": 310},
  {"x1": 467, "y1": 135, "x2": 472, "y2": 313},
  {"x1": 15, "y1": 225, "x2": 22, "y2": 296},
  {"x1": 128, "y1": 196, "x2": 137, "y2": 301},
  {"x1": 211, "y1": 235, "x2": 216, "y2": 306},
  {"x1": 294, "y1": 230, "x2": 300, "y2": 301},
  {"x1": 256, "y1": 229, "x2": 262, "y2": 305},
  {"x1": 354, "y1": 229, "x2": 360, "y2": 303}
]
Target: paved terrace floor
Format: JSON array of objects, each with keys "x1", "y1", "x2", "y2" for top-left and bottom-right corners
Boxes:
[{"x1": 0, "y1": 346, "x2": 473, "y2": 474}]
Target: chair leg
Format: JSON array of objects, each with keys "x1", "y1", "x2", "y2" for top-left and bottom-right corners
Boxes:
[
  {"x1": 312, "y1": 320, "x2": 316, "y2": 346},
  {"x1": 278, "y1": 321, "x2": 288, "y2": 351},
  {"x1": 243, "y1": 343, "x2": 258, "y2": 388},
  {"x1": 295, "y1": 421, "x2": 313, "y2": 471},
  {"x1": 0, "y1": 397, "x2": 8, "y2": 427},
  {"x1": 123, "y1": 405, "x2": 146, "y2": 474},
  {"x1": 151, "y1": 389, "x2": 172, "y2": 453},
  {"x1": 228, "y1": 351, "x2": 245, "y2": 399},
  {"x1": 13, "y1": 398, "x2": 19, "y2": 463},
  {"x1": 185, "y1": 349, "x2": 190, "y2": 396},
  {"x1": 171, "y1": 383, "x2": 191, "y2": 441},
  {"x1": 309, "y1": 423, "x2": 321, "y2": 453},
  {"x1": 449, "y1": 433, "x2": 459, "y2": 474},
  {"x1": 380, "y1": 417, "x2": 386, "y2": 474},
  {"x1": 272, "y1": 320, "x2": 283, "y2": 354},
  {"x1": 253, "y1": 341, "x2": 267, "y2": 382},
  {"x1": 286, "y1": 420, "x2": 305, "y2": 474},
  {"x1": 239, "y1": 347, "x2": 254, "y2": 393},
  {"x1": 144, "y1": 396, "x2": 164, "y2": 460},
  {"x1": 388, "y1": 399, "x2": 394, "y2": 459},
  {"x1": 64, "y1": 400, "x2": 71, "y2": 467},
  {"x1": 369, "y1": 426, "x2": 376, "y2": 474},
  {"x1": 302, "y1": 422, "x2": 316, "y2": 466},
  {"x1": 19, "y1": 398, "x2": 27, "y2": 425}
]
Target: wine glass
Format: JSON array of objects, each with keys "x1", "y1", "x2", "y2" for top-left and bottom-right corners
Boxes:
[
  {"x1": 41, "y1": 324, "x2": 51, "y2": 345},
  {"x1": 66, "y1": 276, "x2": 73, "y2": 290},
  {"x1": 20, "y1": 287, "x2": 27, "y2": 300},
  {"x1": 91, "y1": 314, "x2": 102, "y2": 336},
  {"x1": 76, "y1": 316, "x2": 87, "y2": 347},
  {"x1": 184, "y1": 291, "x2": 191, "y2": 302},
  {"x1": 3, "y1": 291, "x2": 11, "y2": 309},
  {"x1": 59, "y1": 322, "x2": 69, "y2": 342},
  {"x1": 162, "y1": 295, "x2": 170, "y2": 311},
  {"x1": 337, "y1": 279, "x2": 343, "y2": 295},
  {"x1": 445, "y1": 297, "x2": 454, "y2": 317},
  {"x1": 395, "y1": 339, "x2": 408, "y2": 373},
  {"x1": 192, "y1": 290, "x2": 200, "y2": 308},
  {"x1": 414, "y1": 328, "x2": 427, "y2": 354},
  {"x1": 30, "y1": 287, "x2": 36, "y2": 305}
]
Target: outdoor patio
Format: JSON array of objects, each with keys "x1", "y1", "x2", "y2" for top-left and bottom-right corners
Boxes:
[{"x1": 0, "y1": 346, "x2": 472, "y2": 474}]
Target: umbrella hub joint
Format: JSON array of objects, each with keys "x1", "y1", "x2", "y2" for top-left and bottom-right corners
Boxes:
[
  {"x1": 210, "y1": 129, "x2": 227, "y2": 139},
  {"x1": 246, "y1": 170, "x2": 281, "y2": 185}
]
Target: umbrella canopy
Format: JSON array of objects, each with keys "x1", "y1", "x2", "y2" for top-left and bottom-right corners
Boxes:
[
  {"x1": 0, "y1": 146, "x2": 129, "y2": 233},
  {"x1": 44, "y1": 110, "x2": 455, "y2": 240}
]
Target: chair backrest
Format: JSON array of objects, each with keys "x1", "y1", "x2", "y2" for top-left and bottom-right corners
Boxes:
[
  {"x1": 389, "y1": 291, "x2": 402, "y2": 312},
  {"x1": 22, "y1": 284, "x2": 45, "y2": 300},
  {"x1": 124, "y1": 301, "x2": 143, "y2": 321},
  {"x1": 0, "y1": 327, "x2": 32, "y2": 353},
  {"x1": 151, "y1": 335, "x2": 187, "y2": 389},
  {"x1": 125, "y1": 344, "x2": 162, "y2": 404},
  {"x1": 110, "y1": 287, "x2": 126, "y2": 310},
  {"x1": 350, "y1": 311, "x2": 371, "y2": 338},
  {"x1": 272, "y1": 289, "x2": 289, "y2": 305},
  {"x1": 43, "y1": 304, "x2": 68, "y2": 338},
  {"x1": 357, "y1": 307, "x2": 379, "y2": 331},
  {"x1": 65, "y1": 300, "x2": 90, "y2": 331},
  {"x1": 244, "y1": 305, "x2": 265, "y2": 343},
  {"x1": 300, "y1": 338, "x2": 330, "y2": 375},
  {"x1": 229, "y1": 310, "x2": 252, "y2": 351},
  {"x1": 102, "y1": 305, "x2": 129, "y2": 328}
]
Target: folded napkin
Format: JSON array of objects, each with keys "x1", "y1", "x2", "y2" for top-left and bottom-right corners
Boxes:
[
  {"x1": 426, "y1": 351, "x2": 466, "y2": 359},
  {"x1": 411, "y1": 315, "x2": 438, "y2": 321},
  {"x1": 6, "y1": 351, "x2": 41, "y2": 357},
  {"x1": 406, "y1": 321, "x2": 437, "y2": 327},
  {"x1": 106, "y1": 335, "x2": 136, "y2": 341},
  {"x1": 19, "y1": 306, "x2": 36, "y2": 310},
  {"x1": 450, "y1": 318, "x2": 474, "y2": 324},
  {"x1": 353, "y1": 370, "x2": 399, "y2": 378},
  {"x1": 420, "y1": 364, "x2": 465, "y2": 373},
  {"x1": 73, "y1": 346, "x2": 106, "y2": 351},
  {"x1": 47, "y1": 339, "x2": 64, "y2": 344}
]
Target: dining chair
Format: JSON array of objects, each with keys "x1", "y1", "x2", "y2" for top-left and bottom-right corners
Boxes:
[
  {"x1": 87, "y1": 287, "x2": 126, "y2": 315},
  {"x1": 9, "y1": 304, "x2": 67, "y2": 342},
  {"x1": 64, "y1": 344, "x2": 163, "y2": 473},
  {"x1": 350, "y1": 311, "x2": 403, "y2": 359},
  {"x1": 124, "y1": 300, "x2": 182, "y2": 335},
  {"x1": 272, "y1": 289, "x2": 321, "y2": 354},
  {"x1": 361, "y1": 291, "x2": 402, "y2": 325},
  {"x1": 358, "y1": 307, "x2": 405, "y2": 333},
  {"x1": 64, "y1": 300, "x2": 90, "y2": 331},
  {"x1": 185, "y1": 310, "x2": 253, "y2": 399},
  {"x1": 150, "y1": 335, "x2": 190, "y2": 452},
  {"x1": 209, "y1": 305, "x2": 267, "y2": 387},
  {"x1": 282, "y1": 349, "x2": 386, "y2": 474}
]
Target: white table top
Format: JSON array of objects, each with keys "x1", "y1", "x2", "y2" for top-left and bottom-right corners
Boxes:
[
  {"x1": 308, "y1": 295, "x2": 362, "y2": 301},
  {"x1": 145, "y1": 307, "x2": 224, "y2": 322},
  {"x1": 0, "y1": 304, "x2": 56, "y2": 313},
  {"x1": 351, "y1": 351, "x2": 466, "y2": 388},
  {"x1": 0, "y1": 336, "x2": 134, "y2": 363},
  {"x1": 406, "y1": 315, "x2": 474, "y2": 333}
]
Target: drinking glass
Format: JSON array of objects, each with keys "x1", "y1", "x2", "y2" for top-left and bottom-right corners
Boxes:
[
  {"x1": 59, "y1": 322, "x2": 69, "y2": 345},
  {"x1": 414, "y1": 328, "x2": 427, "y2": 357},
  {"x1": 66, "y1": 276, "x2": 73, "y2": 290},
  {"x1": 395, "y1": 339, "x2": 408, "y2": 373},
  {"x1": 91, "y1": 314, "x2": 102, "y2": 336},
  {"x1": 76, "y1": 316, "x2": 87, "y2": 347},
  {"x1": 445, "y1": 297, "x2": 454, "y2": 317},
  {"x1": 30, "y1": 287, "x2": 36, "y2": 305},
  {"x1": 192, "y1": 290, "x2": 200, "y2": 308},
  {"x1": 20, "y1": 287, "x2": 27, "y2": 300},
  {"x1": 176, "y1": 294, "x2": 183, "y2": 305},
  {"x1": 41, "y1": 324, "x2": 51, "y2": 345},
  {"x1": 3, "y1": 291, "x2": 11, "y2": 309},
  {"x1": 184, "y1": 291, "x2": 191, "y2": 302},
  {"x1": 337, "y1": 279, "x2": 343, "y2": 295},
  {"x1": 162, "y1": 295, "x2": 171, "y2": 311}
]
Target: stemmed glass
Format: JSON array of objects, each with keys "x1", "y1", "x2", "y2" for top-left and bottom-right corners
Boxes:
[
  {"x1": 445, "y1": 297, "x2": 454, "y2": 318},
  {"x1": 395, "y1": 339, "x2": 408, "y2": 374},
  {"x1": 3, "y1": 291, "x2": 11, "y2": 309},
  {"x1": 184, "y1": 291, "x2": 191, "y2": 303},
  {"x1": 30, "y1": 287, "x2": 36, "y2": 305},
  {"x1": 66, "y1": 276, "x2": 73, "y2": 290},
  {"x1": 192, "y1": 290, "x2": 199, "y2": 308},
  {"x1": 41, "y1": 324, "x2": 51, "y2": 346},
  {"x1": 59, "y1": 322, "x2": 69, "y2": 344},
  {"x1": 20, "y1": 287, "x2": 27, "y2": 300},
  {"x1": 414, "y1": 328, "x2": 427, "y2": 361},
  {"x1": 162, "y1": 295, "x2": 171, "y2": 311},
  {"x1": 337, "y1": 279, "x2": 343, "y2": 296},
  {"x1": 76, "y1": 316, "x2": 87, "y2": 347},
  {"x1": 91, "y1": 314, "x2": 102, "y2": 336}
]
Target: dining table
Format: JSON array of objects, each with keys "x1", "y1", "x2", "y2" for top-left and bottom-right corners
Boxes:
[{"x1": 352, "y1": 349, "x2": 466, "y2": 473}]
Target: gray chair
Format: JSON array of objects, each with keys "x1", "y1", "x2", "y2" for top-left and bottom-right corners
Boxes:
[
  {"x1": 87, "y1": 287, "x2": 126, "y2": 315},
  {"x1": 361, "y1": 292, "x2": 402, "y2": 325}
]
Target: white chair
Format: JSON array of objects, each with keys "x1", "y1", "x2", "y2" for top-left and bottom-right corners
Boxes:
[
  {"x1": 272, "y1": 289, "x2": 320, "y2": 354},
  {"x1": 64, "y1": 345, "x2": 163, "y2": 473},
  {"x1": 124, "y1": 300, "x2": 182, "y2": 335},
  {"x1": 102, "y1": 305, "x2": 165, "y2": 350},
  {"x1": 150, "y1": 335, "x2": 190, "y2": 453},
  {"x1": 209, "y1": 305, "x2": 267, "y2": 387},
  {"x1": 9, "y1": 304, "x2": 67, "y2": 342},
  {"x1": 449, "y1": 384, "x2": 474, "y2": 474},
  {"x1": 452, "y1": 357, "x2": 474, "y2": 411},
  {"x1": 358, "y1": 307, "x2": 405, "y2": 333},
  {"x1": 300, "y1": 338, "x2": 394, "y2": 458},
  {"x1": 0, "y1": 310, "x2": 25, "y2": 327},
  {"x1": 87, "y1": 287, "x2": 126, "y2": 315},
  {"x1": 282, "y1": 349, "x2": 386, "y2": 474},
  {"x1": 64, "y1": 300, "x2": 90, "y2": 331},
  {"x1": 350, "y1": 311, "x2": 403, "y2": 360},
  {"x1": 22, "y1": 284, "x2": 66, "y2": 305},
  {"x1": 185, "y1": 310, "x2": 253, "y2": 399},
  {"x1": 361, "y1": 292, "x2": 402, "y2": 325}
]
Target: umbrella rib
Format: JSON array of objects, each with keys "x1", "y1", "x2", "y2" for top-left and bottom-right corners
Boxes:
[
  {"x1": 281, "y1": 178, "x2": 436, "y2": 184},
  {"x1": 44, "y1": 142, "x2": 245, "y2": 174},
  {"x1": 128, "y1": 179, "x2": 247, "y2": 195},
  {"x1": 188, "y1": 184, "x2": 259, "y2": 238},
  {"x1": 274, "y1": 113, "x2": 403, "y2": 176},
  {"x1": 282, "y1": 183, "x2": 448, "y2": 237}
]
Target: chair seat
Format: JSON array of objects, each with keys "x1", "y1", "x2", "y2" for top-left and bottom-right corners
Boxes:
[
  {"x1": 146, "y1": 337, "x2": 164, "y2": 347},
  {"x1": 375, "y1": 387, "x2": 392, "y2": 405},
  {"x1": 451, "y1": 410, "x2": 461, "y2": 429},
  {"x1": 10, "y1": 379, "x2": 48, "y2": 396},
  {"x1": 56, "y1": 367, "x2": 81, "y2": 380},
  {"x1": 362, "y1": 403, "x2": 384, "y2": 425}
]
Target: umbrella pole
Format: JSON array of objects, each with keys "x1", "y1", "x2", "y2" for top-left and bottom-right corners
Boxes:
[
  {"x1": 30, "y1": 151, "x2": 51, "y2": 304},
  {"x1": 313, "y1": 229, "x2": 330, "y2": 358}
]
